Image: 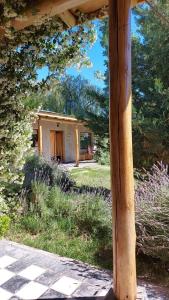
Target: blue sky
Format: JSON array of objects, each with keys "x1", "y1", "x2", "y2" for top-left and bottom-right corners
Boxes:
[{"x1": 38, "y1": 13, "x2": 138, "y2": 89}]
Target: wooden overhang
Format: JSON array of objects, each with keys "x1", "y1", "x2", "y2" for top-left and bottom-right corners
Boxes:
[
  {"x1": 37, "y1": 111, "x2": 85, "y2": 125},
  {"x1": 0, "y1": 0, "x2": 144, "y2": 36}
]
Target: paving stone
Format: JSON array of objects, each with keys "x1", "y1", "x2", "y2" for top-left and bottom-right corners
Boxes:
[
  {"x1": 84, "y1": 275, "x2": 111, "y2": 288},
  {"x1": 73, "y1": 283, "x2": 99, "y2": 297},
  {"x1": 40, "y1": 288, "x2": 66, "y2": 299},
  {"x1": 0, "y1": 242, "x2": 29, "y2": 260},
  {"x1": 34, "y1": 255, "x2": 67, "y2": 272},
  {"x1": 51, "y1": 276, "x2": 81, "y2": 296},
  {"x1": 5, "y1": 248, "x2": 30, "y2": 260},
  {"x1": 0, "y1": 287, "x2": 12, "y2": 300},
  {"x1": 6, "y1": 259, "x2": 31, "y2": 273},
  {"x1": 0, "y1": 255, "x2": 17, "y2": 268},
  {"x1": 62, "y1": 269, "x2": 86, "y2": 281},
  {"x1": 36, "y1": 270, "x2": 61, "y2": 286},
  {"x1": 16, "y1": 281, "x2": 48, "y2": 300},
  {"x1": 1, "y1": 275, "x2": 29, "y2": 294},
  {"x1": 19, "y1": 264, "x2": 45, "y2": 280},
  {"x1": 96, "y1": 288, "x2": 110, "y2": 296},
  {"x1": 0, "y1": 269, "x2": 14, "y2": 285}
]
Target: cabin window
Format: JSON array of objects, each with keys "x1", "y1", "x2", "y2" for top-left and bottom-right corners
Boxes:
[
  {"x1": 32, "y1": 129, "x2": 38, "y2": 148},
  {"x1": 80, "y1": 132, "x2": 92, "y2": 151}
]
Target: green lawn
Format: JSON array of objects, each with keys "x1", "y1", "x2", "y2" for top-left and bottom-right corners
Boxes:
[
  {"x1": 7, "y1": 224, "x2": 109, "y2": 268},
  {"x1": 70, "y1": 165, "x2": 111, "y2": 189},
  {"x1": 7, "y1": 184, "x2": 112, "y2": 269},
  {"x1": 6, "y1": 164, "x2": 112, "y2": 270}
]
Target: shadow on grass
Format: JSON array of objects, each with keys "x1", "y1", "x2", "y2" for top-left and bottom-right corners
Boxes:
[{"x1": 72, "y1": 185, "x2": 111, "y2": 201}]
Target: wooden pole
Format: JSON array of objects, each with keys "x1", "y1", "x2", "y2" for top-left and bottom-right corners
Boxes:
[
  {"x1": 38, "y1": 118, "x2": 43, "y2": 155},
  {"x1": 74, "y1": 126, "x2": 79, "y2": 166},
  {"x1": 109, "y1": 0, "x2": 136, "y2": 299}
]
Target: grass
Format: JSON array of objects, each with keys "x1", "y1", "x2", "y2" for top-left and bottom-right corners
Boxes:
[
  {"x1": 70, "y1": 165, "x2": 110, "y2": 189},
  {"x1": 6, "y1": 183, "x2": 112, "y2": 270},
  {"x1": 5, "y1": 159, "x2": 169, "y2": 289},
  {"x1": 7, "y1": 218, "x2": 112, "y2": 269}
]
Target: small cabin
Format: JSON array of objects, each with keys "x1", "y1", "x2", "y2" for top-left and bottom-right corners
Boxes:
[{"x1": 32, "y1": 111, "x2": 94, "y2": 164}]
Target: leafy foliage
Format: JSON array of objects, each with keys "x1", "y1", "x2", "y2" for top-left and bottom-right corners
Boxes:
[
  {"x1": 0, "y1": 1, "x2": 96, "y2": 198},
  {"x1": 23, "y1": 155, "x2": 75, "y2": 193},
  {"x1": 17, "y1": 179, "x2": 112, "y2": 257},
  {"x1": 94, "y1": 139, "x2": 110, "y2": 165},
  {"x1": 0, "y1": 215, "x2": 10, "y2": 237},
  {"x1": 132, "y1": 0, "x2": 169, "y2": 167},
  {"x1": 27, "y1": 74, "x2": 101, "y2": 119},
  {"x1": 81, "y1": 1, "x2": 169, "y2": 168}
]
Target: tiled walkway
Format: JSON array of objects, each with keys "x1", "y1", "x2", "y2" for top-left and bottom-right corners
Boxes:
[
  {"x1": 0, "y1": 240, "x2": 149, "y2": 299},
  {"x1": 0, "y1": 240, "x2": 112, "y2": 299}
]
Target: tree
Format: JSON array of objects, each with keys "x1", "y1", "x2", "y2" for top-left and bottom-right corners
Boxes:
[
  {"x1": 132, "y1": 0, "x2": 169, "y2": 167},
  {"x1": 85, "y1": 0, "x2": 169, "y2": 168},
  {"x1": 28, "y1": 74, "x2": 100, "y2": 118},
  {"x1": 0, "y1": 1, "x2": 96, "y2": 197},
  {"x1": 81, "y1": 18, "x2": 109, "y2": 155}
]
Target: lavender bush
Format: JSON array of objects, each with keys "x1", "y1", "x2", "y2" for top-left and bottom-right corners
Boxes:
[
  {"x1": 23, "y1": 155, "x2": 75, "y2": 192},
  {"x1": 135, "y1": 162, "x2": 169, "y2": 263}
]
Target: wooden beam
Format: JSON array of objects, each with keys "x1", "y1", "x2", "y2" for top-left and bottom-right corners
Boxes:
[
  {"x1": 38, "y1": 119, "x2": 43, "y2": 155},
  {"x1": 109, "y1": 0, "x2": 136, "y2": 299},
  {"x1": 10, "y1": 0, "x2": 90, "y2": 31},
  {"x1": 74, "y1": 0, "x2": 142, "y2": 13},
  {"x1": 77, "y1": 0, "x2": 108, "y2": 13},
  {"x1": 74, "y1": 126, "x2": 79, "y2": 167},
  {"x1": 131, "y1": 0, "x2": 144, "y2": 6},
  {"x1": 0, "y1": 0, "x2": 145, "y2": 37},
  {"x1": 58, "y1": 10, "x2": 76, "y2": 27},
  {"x1": 40, "y1": 116, "x2": 83, "y2": 126}
]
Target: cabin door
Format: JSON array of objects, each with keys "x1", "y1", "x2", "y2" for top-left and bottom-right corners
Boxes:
[{"x1": 50, "y1": 130, "x2": 64, "y2": 162}]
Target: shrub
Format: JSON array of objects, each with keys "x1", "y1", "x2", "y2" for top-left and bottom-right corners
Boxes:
[
  {"x1": 94, "y1": 138, "x2": 110, "y2": 166},
  {"x1": 135, "y1": 162, "x2": 169, "y2": 263},
  {"x1": 72, "y1": 193, "x2": 112, "y2": 240},
  {"x1": 23, "y1": 155, "x2": 53, "y2": 188},
  {"x1": 94, "y1": 149, "x2": 110, "y2": 165},
  {"x1": 20, "y1": 215, "x2": 44, "y2": 235},
  {"x1": 1, "y1": 182, "x2": 21, "y2": 218},
  {"x1": 0, "y1": 215, "x2": 10, "y2": 237},
  {"x1": 23, "y1": 155, "x2": 75, "y2": 192},
  {"x1": 30, "y1": 181, "x2": 49, "y2": 217},
  {"x1": 53, "y1": 167, "x2": 75, "y2": 192},
  {"x1": 0, "y1": 196, "x2": 8, "y2": 214},
  {"x1": 47, "y1": 186, "x2": 72, "y2": 218}
]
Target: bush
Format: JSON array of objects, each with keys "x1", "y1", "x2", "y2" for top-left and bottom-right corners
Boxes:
[
  {"x1": 30, "y1": 181, "x2": 49, "y2": 217},
  {"x1": 47, "y1": 186, "x2": 72, "y2": 218},
  {"x1": 94, "y1": 138, "x2": 110, "y2": 165},
  {"x1": 71, "y1": 193, "x2": 112, "y2": 241},
  {"x1": 135, "y1": 162, "x2": 169, "y2": 263},
  {"x1": 0, "y1": 196, "x2": 8, "y2": 214},
  {"x1": 94, "y1": 148, "x2": 110, "y2": 166},
  {"x1": 1, "y1": 181, "x2": 22, "y2": 218},
  {"x1": 20, "y1": 215, "x2": 44, "y2": 234},
  {"x1": 23, "y1": 155, "x2": 75, "y2": 192},
  {"x1": 0, "y1": 215, "x2": 10, "y2": 237}
]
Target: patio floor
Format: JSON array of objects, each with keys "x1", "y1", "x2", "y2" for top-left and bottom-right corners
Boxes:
[
  {"x1": 0, "y1": 240, "x2": 152, "y2": 299},
  {"x1": 61, "y1": 160, "x2": 99, "y2": 170}
]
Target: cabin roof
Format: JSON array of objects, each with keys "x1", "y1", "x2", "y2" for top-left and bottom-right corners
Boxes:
[{"x1": 37, "y1": 110, "x2": 84, "y2": 124}]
